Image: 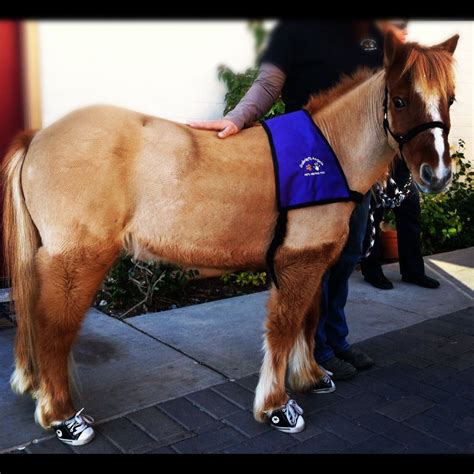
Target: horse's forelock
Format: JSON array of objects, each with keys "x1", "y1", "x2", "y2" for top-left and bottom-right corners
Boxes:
[{"x1": 400, "y1": 44, "x2": 456, "y2": 100}]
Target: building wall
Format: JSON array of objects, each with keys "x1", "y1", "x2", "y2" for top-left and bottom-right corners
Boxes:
[
  {"x1": 38, "y1": 20, "x2": 472, "y2": 158},
  {"x1": 37, "y1": 21, "x2": 256, "y2": 126}
]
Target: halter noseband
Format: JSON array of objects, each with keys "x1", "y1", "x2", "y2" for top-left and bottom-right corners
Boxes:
[{"x1": 382, "y1": 86, "x2": 448, "y2": 159}]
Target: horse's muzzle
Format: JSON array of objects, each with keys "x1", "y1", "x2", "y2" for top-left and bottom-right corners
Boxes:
[{"x1": 419, "y1": 163, "x2": 452, "y2": 194}]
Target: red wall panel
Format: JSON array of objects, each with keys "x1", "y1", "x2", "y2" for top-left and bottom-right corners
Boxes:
[
  {"x1": 0, "y1": 21, "x2": 24, "y2": 156},
  {"x1": 0, "y1": 21, "x2": 24, "y2": 282}
]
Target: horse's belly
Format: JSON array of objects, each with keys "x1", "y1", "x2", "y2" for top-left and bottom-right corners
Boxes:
[{"x1": 125, "y1": 185, "x2": 276, "y2": 270}]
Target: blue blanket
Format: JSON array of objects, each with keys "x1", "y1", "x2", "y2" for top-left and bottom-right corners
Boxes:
[
  {"x1": 261, "y1": 110, "x2": 363, "y2": 288},
  {"x1": 262, "y1": 110, "x2": 361, "y2": 210}
]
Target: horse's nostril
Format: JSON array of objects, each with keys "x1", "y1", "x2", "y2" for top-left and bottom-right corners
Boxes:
[{"x1": 420, "y1": 164, "x2": 434, "y2": 185}]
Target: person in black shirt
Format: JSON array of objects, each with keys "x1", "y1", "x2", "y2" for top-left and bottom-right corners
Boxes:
[
  {"x1": 190, "y1": 20, "x2": 409, "y2": 380},
  {"x1": 360, "y1": 157, "x2": 441, "y2": 290},
  {"x1": 260, "y1": 20, "x2": 385, "y2": 112}
]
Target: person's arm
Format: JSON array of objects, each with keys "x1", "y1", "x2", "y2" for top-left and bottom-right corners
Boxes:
[
  {"x1": 188, "y1": 21, "x2": 294, "y2": 138},
  {"x1": 188, "y1": 62, "x2": 286, "y2": 138},
  {"x1": 225, "y1": 63, "x2": 286, "y2": 129}
]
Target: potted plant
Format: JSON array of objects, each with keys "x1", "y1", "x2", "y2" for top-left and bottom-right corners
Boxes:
[{"x1": 380, "y1": 209, "x2": 399, "y2": 261}]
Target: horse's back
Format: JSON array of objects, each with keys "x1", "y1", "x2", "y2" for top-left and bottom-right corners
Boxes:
[
  {"x1": 22, "y1": 105, "x2": 151, "y2": 249},
  {"x1": 21, "y1": 105, "x2": 278, "y2": 267}
]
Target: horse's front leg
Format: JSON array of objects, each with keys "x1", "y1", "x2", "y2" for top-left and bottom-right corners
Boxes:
[
  {"x1": 253, "y1": 242, "x2": 340, "y2": 431},
  {"x1": 287, "y1": 286, "x2": 329, "y2": 393}
]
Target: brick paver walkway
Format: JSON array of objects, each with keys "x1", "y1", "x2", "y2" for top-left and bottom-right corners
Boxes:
[{"x1": 17, "y1": 307, "x2": 474, "y2": 454}]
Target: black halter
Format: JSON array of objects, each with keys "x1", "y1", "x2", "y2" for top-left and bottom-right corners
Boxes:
[{"x1": 382, "y1": 87, "x2": 449, "y2": 160}]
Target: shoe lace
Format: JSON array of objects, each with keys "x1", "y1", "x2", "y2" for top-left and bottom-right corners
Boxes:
[
  {"x1": 281, "y1": 399, "x2": 303, "y2": 426},
  {"x1": 65, "y1": 408, "x2": 94, "y2": 436}
]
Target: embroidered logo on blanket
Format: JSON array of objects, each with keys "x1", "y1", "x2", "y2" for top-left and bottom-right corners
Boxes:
[
  {"x1": 262, "y1": 110, "x2": 354, "y2": 210},
  {"x1": 300, "y1": 157, "x2": 325, "y2": 176}
]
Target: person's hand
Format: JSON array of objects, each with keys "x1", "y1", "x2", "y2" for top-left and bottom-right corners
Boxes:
[{"x1": 187, "y1": 119, "x2": 240, "y2": 138}]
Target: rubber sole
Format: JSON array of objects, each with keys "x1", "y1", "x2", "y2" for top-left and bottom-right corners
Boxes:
[
  {"x1": 57, "y1": 427, "x2": 96, "y2": 446},
  {"x1": 310, "y1": 379, "x2": 336, "y2": 394}
]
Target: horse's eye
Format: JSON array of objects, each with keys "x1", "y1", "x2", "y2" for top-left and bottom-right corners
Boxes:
[
  {"x1": 448, "y1": 96, "x2": 456, "y2": 106},
  {"x1": 392, "y1": 97, "x2": 406, "y2": 109}
]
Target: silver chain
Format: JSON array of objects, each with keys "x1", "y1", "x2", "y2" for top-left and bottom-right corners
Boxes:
[{"x1": 363, "y1": 174, "x2": 412, "y2": 258}]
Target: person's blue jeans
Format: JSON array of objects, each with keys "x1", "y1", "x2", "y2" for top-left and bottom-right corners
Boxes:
[{"x1": 314, "y1": 192, "x2": 371, "y2": 364}]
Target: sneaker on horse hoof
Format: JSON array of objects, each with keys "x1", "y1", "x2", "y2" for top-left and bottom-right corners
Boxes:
[
  {"x1": 321, "y1": 357, "x2": 357, "y2": 380},
  {"x1": 310, "y1": 373, "x2": 336, "y2": 394},
  {"x1": 336, "y1": 347, "x2": 374, "y2": 370},
  {"x1": 402, "y1": 273, "x2": 440, "y2": 289},
  {"x1": 53, "y1": 408, "x2": 95, "y2": 446},
  {"x1": 267, "y1": 399, "x2": 305, "y2": 434}
]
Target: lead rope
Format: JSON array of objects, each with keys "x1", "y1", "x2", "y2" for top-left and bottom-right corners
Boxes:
[{"x1": 363, "y1": 173, "x2": 412, "y2": 258}]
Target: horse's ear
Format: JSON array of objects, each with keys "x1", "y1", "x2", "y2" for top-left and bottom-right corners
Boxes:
[
  {"x1": 383, "y1": 30, "x2": 404, "y2": 69},
  {"x1": 433, "y1": 34, "x2": 459, "y2": 55}
]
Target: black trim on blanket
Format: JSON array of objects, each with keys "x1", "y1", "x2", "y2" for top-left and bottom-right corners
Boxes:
[
  {"x1": 261, "y1": 120, "x2": 283, "y2": 212},
  {"x1": 265, "y1": 209, "x2": 288, "y2": 290}
]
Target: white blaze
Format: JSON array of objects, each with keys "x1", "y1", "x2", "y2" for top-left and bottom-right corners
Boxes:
[{"x1": 415, "y1": 85, "x2": 448, "y2": 180}]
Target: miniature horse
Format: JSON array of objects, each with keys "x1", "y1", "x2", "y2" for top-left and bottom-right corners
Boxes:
[{"x1": 2, "y1": 32, "x2": 458, "y2": 438}]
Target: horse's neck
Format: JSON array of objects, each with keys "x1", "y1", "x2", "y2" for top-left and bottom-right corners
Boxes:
[{"x1": 313, "y1": 71, "x2": 393, "y2": 194}]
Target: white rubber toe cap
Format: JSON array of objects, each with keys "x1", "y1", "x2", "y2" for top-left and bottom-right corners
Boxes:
[{"x1": 76, "y1": 427, "x2": 95, "y2": 445}]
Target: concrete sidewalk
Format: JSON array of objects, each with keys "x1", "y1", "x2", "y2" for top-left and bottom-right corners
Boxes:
[{"x1": 0, "y1": 248, "x2": 472, "y2": 453}]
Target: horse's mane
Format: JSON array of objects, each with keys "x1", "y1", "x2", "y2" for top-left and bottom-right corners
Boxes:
[
  {"x1": 401, "y1": 42, "x2": 455, "y2": 99},
  {"x1": 304, "y1": 67, "x2": 378, "y2": 115},
  {"x1": 304, "y1": 41, "x2": 456, "y2": 114}
]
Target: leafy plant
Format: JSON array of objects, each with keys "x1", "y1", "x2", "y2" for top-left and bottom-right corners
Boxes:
[
  {"x1": 377, "y1": 139, "x2": 472, "y2": 255},
  {"x1": 381, "y1": 208, "x2": 396, "y2": 230},
  {"x1": 221, "y1": 271, "x2": 267, "y2": 287},
  {"x1": 419, "y1": 139, "x2": 473, "y2": 255},
  {"x1": 96, "y1": 257, "x2": 198, "y2": 318},
  {"x1": 217, "y1": 20, "x2": 285, "y2": 121}
]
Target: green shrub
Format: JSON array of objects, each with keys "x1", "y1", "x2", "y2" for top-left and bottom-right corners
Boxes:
[
  {"x1": 218, "y1": 21, "x2": 285, "y2": 121},
  {"x1": 221, "y1": 271, "x2": 267, "y2": 287},
  {"x1": 419, "y1": 139, "x2": 473, "y2": 255},
  {"x1": 96, "y1": 258, "x2": 198, "y2": 318}
]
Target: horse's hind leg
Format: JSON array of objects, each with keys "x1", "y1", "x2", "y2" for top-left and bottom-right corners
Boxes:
[
  {"x1": 253, "y1": 243, "x2": 338, "y2": 422},
  {"x1": 33, "y1": 244, "x2": 119, "y2": 428},
  {"x1": 11, "y1": 310, "x2": 38, "y2": 396}
]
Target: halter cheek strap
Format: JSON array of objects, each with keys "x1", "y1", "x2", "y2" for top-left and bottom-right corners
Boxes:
[{"x1": 382, "y1": 87, "x2": 449, "y2": 158}]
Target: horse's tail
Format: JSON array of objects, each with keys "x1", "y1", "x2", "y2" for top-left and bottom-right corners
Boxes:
[{"x1": 2, "y1": 130, "x2": 41, "y2": 393}]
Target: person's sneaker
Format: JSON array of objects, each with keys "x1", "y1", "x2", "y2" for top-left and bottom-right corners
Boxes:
[
  {"x1": 321, "y1": 357, "x2": 357, "y2": 380},
  {"x1": 336, "y1": 347, "x2": 374, "y2": 370},
  {"x1": 363, "y1": 273, "x2": 394, "y2": 290},
  {"x1": 310, "y1": 373, "x2": 336, "y2": 394},
  {"x1": 267, "y1": 399, "x2": 305, "y2": 433},
  {"x1": 53, "y1": 408, "x2": 95, "y2": 446},
  {"x1": 402, "y1": 273, "x2": 440, "y2": 289}
]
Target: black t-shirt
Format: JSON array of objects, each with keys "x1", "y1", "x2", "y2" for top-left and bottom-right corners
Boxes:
[{"x1": 260, "y1": 21, "x2": 385, "y2": 112}]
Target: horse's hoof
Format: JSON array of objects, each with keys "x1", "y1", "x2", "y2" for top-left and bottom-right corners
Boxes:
[
  {"x1": 310, "y1": 373, "x2": 336, "y2": 394},
  {"x1": 53, "y1": 408, "x2": 95, "y2": 446},
  {"x1": 267, "y1": 399, "x2": 305, "y2": 434}
]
